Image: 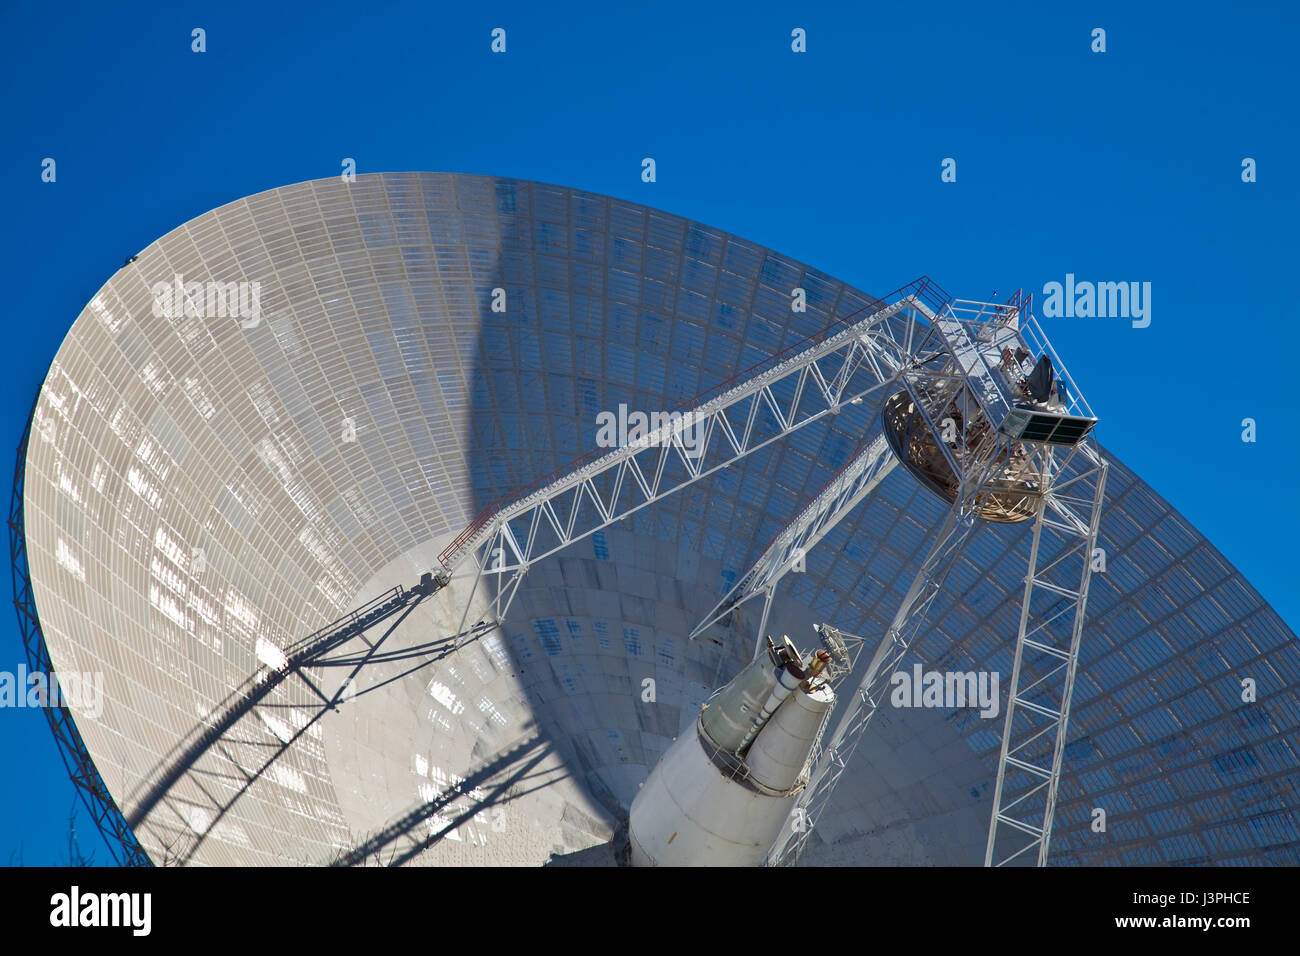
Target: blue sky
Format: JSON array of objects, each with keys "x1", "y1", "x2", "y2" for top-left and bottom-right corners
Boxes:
[{"x1": 1, "y1": 0, "x2": 1296, "y2": 864}]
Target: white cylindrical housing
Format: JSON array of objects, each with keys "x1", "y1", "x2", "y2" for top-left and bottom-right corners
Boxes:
[
  {"x1": 628, "y1": 724, "x2": 796, "y2": 867},
  {"x1": 745, "y1": 683, "x2": 835, "y2": 793},
  {"x1": 737, "y1": 665, "x2": 801, "y2": 752},
  {"x1": 700, "y1": 655, "x2": 780, "y2": 753}
]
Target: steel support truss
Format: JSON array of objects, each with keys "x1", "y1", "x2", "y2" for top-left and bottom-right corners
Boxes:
[
  {"x1": 703, "y1": 293, "x2": 1107, "y2": 868},
  {"x1": 765, "y1": 452, "x2": 1008, "y2": 865},
  {"x1": 985, "y1": 443, "x2": 1107, "y2": 866},
  {"x1": 689, "y1": 433, "x2": 898, "y2": 651},
  {"x1": 127, "y1": 571, "x2": 446, "y2": 835},
  {"x1": 438, "y1": 279, "x2": 951, "y2": 643},
  {"x1": 11, "y1": 265, "x2": 1104, "y2": 869},
  {"x1": 764, "y1": 440, "x2": 1106, "y2": 866}
]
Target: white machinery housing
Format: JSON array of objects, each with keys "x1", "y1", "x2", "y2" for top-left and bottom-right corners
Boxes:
[{"x1": 628, "y1": 638, "x2": 833, "y2": 866}]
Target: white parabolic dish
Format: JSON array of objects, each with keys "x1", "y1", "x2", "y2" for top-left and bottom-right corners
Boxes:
[{"x1": 20, "y1": 173, "x2": 1300, "y2": 866}]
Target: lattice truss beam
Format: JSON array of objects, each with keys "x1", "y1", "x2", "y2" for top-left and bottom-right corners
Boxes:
[
  {"x1": 689, "y1": 433, "x2": 899, "y2": 646},
  {"x1": 124, "y1": 574, "x2": 444, "y2": 853},
  {"x1": 730, "y1": 296, "x2": 1104, "y2": 867},
  {"x1": 714, "y1": 310, "x2": 1017, "y2": 863},
  {"x1": 424, "y1": 276, "x2": 1103, "y2": 870},
  {"x1": 986, "y1": 443, "x2": 1107, "y2": 866},
  {"x1": 767, "y1": 451, "x2": 1011, "y2": 865},
  {"x1": 690, "y1": 299, "x2": 1027, "y2": 656},
  {"x1": 440, "y1": 284, "x2": 947, "y2": 639},
  {"x1": 759, "y1": 438, "x2": 1105, "y2": 867}
]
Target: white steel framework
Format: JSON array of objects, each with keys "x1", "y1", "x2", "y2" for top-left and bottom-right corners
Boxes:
[
  {"x1": 703, "y1": 293, "x2": 1107, "y2": 867},
  {"x1": 438, "y1": 279, "x2": 951, "y2": 642},
  {"x1": 985, "y1": 443, "x2": 1107, "y2": 866},
  {"x1": 431, "y1": 277, "x2": 1103, "y2": 869},
  {"x1": 766, "y1": 458, "x2": 1008, "y2": 865},
  {"x1": 688, "y1": 432, "x2": 899, "y2": 651}
]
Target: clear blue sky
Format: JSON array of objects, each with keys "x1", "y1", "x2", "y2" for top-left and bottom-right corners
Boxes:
[{"x1": 1, "y1": 0, "x2": 1296, "y2": 864}]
